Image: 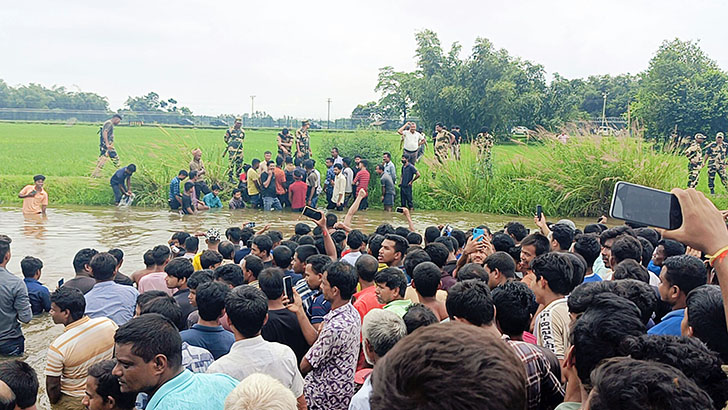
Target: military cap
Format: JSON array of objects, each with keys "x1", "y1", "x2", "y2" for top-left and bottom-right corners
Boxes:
[
  {"x1": 302, "y1": 120, "x2": 310, "y2": 126},
  {"x1": 695, "y1": 133, "x2": 706, "y2": 140},
  {"x1": 717, "y1": 132, "x2": 725, "y2": 139},
  {"x1": 235, "y1": 117, "x2": 242, "y2": 122}
]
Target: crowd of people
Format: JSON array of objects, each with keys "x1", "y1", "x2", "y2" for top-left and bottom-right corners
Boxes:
[{"x1": 3, "y1": 185, "x2": 728, "y2": 410}]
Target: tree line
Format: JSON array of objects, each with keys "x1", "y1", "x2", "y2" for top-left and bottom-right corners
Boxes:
[{"x1": 355, "y1": 30, "x2": 728, "y2": 140}]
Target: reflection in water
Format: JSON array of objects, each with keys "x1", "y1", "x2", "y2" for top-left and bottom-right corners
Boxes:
[{"x1": 0, "y1": 204, "x2": 595, "y2": 407}]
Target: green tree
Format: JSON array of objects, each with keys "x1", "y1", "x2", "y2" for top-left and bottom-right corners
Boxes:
[
  {"x1": 375, "y1": 67, "x2": 414, "y2": 120},
  {"x1": 633, "y1": 39, "x2": 728, "y2": 139}
]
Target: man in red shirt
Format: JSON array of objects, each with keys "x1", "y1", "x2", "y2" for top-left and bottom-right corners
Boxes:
[
  {"x1": 353, "y1": 255, "x2": 383, "y2": 320},
  {"x1": 288, "y1": 170, "x2": 308, "y2": 212},
  {"x1": 352, "y1": 159, "x2": 370, "y2": 210}
]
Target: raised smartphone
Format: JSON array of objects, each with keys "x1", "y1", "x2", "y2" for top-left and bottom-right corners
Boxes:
[
  {"x1": 302, "y1": 206, "x2": 323, "y2": 221},
  {"x1": 283, "y1": 276, "x2": 294, "y2": 302},
  {"x1": 536, "y1": 204, "x2": 543, "y2": 220},
  {"x1": 609, "y1": 181, "x2": 682, "y2": 230},
  {"x1": 472, "y1": 228, "x2": 486, "y2": 242}
]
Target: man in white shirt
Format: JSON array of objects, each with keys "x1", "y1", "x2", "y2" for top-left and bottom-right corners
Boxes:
[
  {"x1": 397, "y1": 122, "x2": 425, "y2": 164},
  {"x1": 382, "y1": 153, "x2": 397, "y2": 185},
  {"x1": 207, "y1": 285, "x2": 306, "y2": 410}
]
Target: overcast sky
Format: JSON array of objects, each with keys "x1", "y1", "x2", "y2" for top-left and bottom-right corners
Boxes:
[{"x1": 2, "y1": 0, "x2": 727, "y2": 119}]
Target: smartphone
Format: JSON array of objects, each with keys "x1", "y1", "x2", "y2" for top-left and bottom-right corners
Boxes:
[
  {"x1": 302, "y1": 206, "x2": 323, "y2": 221},
  {"x1": 609, "y1": 181, "x2": 682, "y2": 230},
  {"x1": 244, "y1": 222, "x2": 256, "y2": 229},
  {"x1": 395, "y1": 207, "x2": 405, "y2": 213},
  {"x1": 473, "y1": 228, "x2": 486, "y2": 242},
  {"x1": 536, "y1": 205, "x2": 543, "y2": 220},
  {"x1": 57, "y1": 278, "x2": 64, "y2": 288},
  {"x1": 283, "y1": 276, "x2": 294, "y2": 302}
]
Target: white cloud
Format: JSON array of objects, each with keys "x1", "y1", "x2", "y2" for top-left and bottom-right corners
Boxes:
[{"x1": 1, "y1": 0, "x2": 727, "y2": 118}]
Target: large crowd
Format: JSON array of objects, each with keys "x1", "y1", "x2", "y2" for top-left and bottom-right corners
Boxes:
[{"x1": 2, "y1": 184, "x2": 728, "y2": 410}]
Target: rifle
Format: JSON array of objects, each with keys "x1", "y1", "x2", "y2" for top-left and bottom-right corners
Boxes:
[{"x1": 222, "y1": 145, "x2": 230, "y2": 158}]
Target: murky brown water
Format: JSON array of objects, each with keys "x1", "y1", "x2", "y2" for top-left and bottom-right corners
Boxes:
[{"x1": 0, "y1": 204, "x2": 596, "y2": 408}]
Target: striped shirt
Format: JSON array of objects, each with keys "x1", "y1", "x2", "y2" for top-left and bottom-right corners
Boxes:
[{"x1": 45, "y1": 316, "x2": 118, "y2": 397}]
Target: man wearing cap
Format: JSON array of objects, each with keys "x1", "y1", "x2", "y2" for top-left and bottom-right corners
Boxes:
[
  {"x1": 703, "y1": 132, "x2": 728, "y2": 194},
  {"x1": 224, "y1": 119, "x2": 245, "y2": 182},
  {"x1": 92, "y1": 114, "x2": 122, "y2": 177},
  {"x1": 296, "y1": 121, "x2": 312, "y2": 160},
  {"x1": 433, "y1": 122, "x2": 453, "y2": 164},
  {"x1": 685, "y1": 133, "x2": 705, "y2": 188}
]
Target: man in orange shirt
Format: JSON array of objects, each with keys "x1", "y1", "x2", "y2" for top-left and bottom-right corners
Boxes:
[
  {"x1": 352, "y1": 255, "x2": 383, "y2": 320},
  {"x1": 18, "y1": 175, "x2": 48, "y2": 215}
]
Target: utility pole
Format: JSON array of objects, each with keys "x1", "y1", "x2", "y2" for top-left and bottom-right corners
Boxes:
[
  {"x1": 327, "y1": 98, "x2": 332, "y2": 129},
  {"x1": 601, "y1": 92, "x2": 608, "y2": 127},
  {"x1": 250, "y1": 95, "x2": 256, "y2": 116}
]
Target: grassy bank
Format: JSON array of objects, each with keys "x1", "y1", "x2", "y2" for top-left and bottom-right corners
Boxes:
[{"x1": 1, "y1": 122, "x2": 724, "y2": 215}]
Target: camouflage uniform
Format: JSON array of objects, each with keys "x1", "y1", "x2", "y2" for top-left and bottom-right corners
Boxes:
[
  {"x1": 434, "y1": 129, "x2": 453, "y2": 163},
  {"x1": 685, "y1": 140, "x2": 703, "y2": 188},
  {"x1": 704, "y1": 133, "x2": 728, "y2": 193},
  {"x1": 277, "y1": 132, "x2": 294, "y2": 159},
  {"x1": 224, "y1": 126, "x2": 245, "y2": 182},
  {"x1": 295, "y1": 127, "x2": 311, "y2": 160},
  {"x1": 474, "y1": 132, "x2": 495, "y2": 176}
]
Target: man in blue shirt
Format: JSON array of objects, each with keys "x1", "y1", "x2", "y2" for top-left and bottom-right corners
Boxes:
[
  {"x1": 84, "y1": 252, "x2": 139, "y2": 325},
  {"x1": 0, "y1": 235, "x2": 32, "y2": 356},
  {"x1": 110, "y1": 164, "x2": 136, "y2": 205},
  {"x1": 168, "y1": 170, "x2": 188, "y2": 210},
  {"x1": 113, "y1": 314, "x2": 237, "y2": 410},
  {"x1": 20, "y1": 256, "x2": 50, "y2": 315},
  {"x1": 180, "y1": 281, "x2": 234, "y2": 359},
  {"x1": 649, "y1": 254, "x2": 706, "y2": 336}
]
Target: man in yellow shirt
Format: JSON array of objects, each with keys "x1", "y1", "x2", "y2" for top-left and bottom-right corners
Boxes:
[
  {"x1": 18, "y1": 175, "x2": 48, "y2": 215},
  {"x1": 247, "y1": 159, "x2": 262, "y2": 209}
]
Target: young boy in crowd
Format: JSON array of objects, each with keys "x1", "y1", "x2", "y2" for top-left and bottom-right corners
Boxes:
[
  {"x1": 228, "y1": 188, "x2": 245, "y2": 209},
  {"x1": 203, "y1": 184, "x2": 223, "y2": 208},
  {"x1": 181, "y1": 182, "x2": 196, "y2": 215},
  {"x1": 20, "y1": 256, "x2": 50, "y2": 315}
]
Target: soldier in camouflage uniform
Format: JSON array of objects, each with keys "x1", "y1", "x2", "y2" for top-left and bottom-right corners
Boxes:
[
  {"x1": 474, "y1": 127, "x2": 495, "y2": 176},
  {"x1": 224, "y1": 118, "x2": 245, "y2": 182},
  {"x1": 433, "y1": 122, "x2": 453, "y2": 163},
  {"x1": 685, "y1": 133, "x2": 705, "y2": 188},
  {"x1": 703, "y1": 132, "x2": 728, "y2": 194},
  {"x1": 295, "y1": 120, "x2": 312, "y2": 160}
]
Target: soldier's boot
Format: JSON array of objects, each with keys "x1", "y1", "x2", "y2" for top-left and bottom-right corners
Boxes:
[{"x1": 711, "y1": 187, "x2": 716, "y2": 195}]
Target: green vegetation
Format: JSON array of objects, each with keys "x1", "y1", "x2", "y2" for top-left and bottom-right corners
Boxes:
[{"x1": 1, "y1": 123, "x2": 725, "y2": 216}]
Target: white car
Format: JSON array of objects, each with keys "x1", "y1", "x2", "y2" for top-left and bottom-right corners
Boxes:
[{"x1": 510, "y1": 126, "x2": 532, "y2": 135}]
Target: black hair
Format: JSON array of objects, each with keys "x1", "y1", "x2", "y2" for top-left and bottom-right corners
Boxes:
[
  {"x1": 367, "y1": 234, "x2": 385, "y2": 258},
  {"x1": 550, "y1": 224, "x2": 574, "y2": 250},
  {"x1": 403, "y1": 248, "x2": 431, "y2": 278},
  {"x1": 0, "y1": 360, "x2": 38, "y2": 409},
  {"x1": 531, "y1": 252, "x2": 574, "y2": 295},
  {"x1": 272, "y1": 246, "x2": 293, "y2": 269},
  {"x1": 142, "y1": 249, "x2": 155, "y2": 267},
  {"x1": 218, "y1": 241, "x2": 235, "y2": 260},
  {"x1": 112, "y1": 114, "x2": 122, "y2": 120},
  {"x1": 564, "y1": 252, "x2": 586, "y2": 290},
  {"x1": 183, "y1": 181, "x2": 194, "y2": 192},
  {"x1": 225, "y1": 285, "x2": 268, "y2": 338},
  {"x1": 406, "y1": 232, "x2": 422, "y2": 245},
  {"x1": 520, "y1": 233, "x2": 551, "y2": 256},
  {"x1": 611, "y1": 235, "x2": 643, "y2": 264},
  {"x1": 0, "y1": 235, "x2": 10, "y2": 263},
  {"x1": 198, "y1": 250, "x2": 222, "y2": 269},
  {"x1": 634, "y1": 227, "x2": 660, "y2": 248},
  {"x1": 189, "y1": 170, "x2": 199, "y2": 180},
  {"x1": 571, "y1": 294, "x2": 645, "y2": 385},
  {"x1": 686, "y1": 285, "x2": 728, "y2": 363},
  {"x1": 108, "y1": 248, "x2": 124, "y2": 266},
  {"x1": 126, "y1": 164, "x2": 136, "y2": 173},
  {"x1": 446, "y1": 280, "x2": 494, "y2": 326},
  {"x1": 178, "y1": 169, "x2": 189, "y2": 177},
  {"x1": 613, "y1": 259, "x2": 650, "y2": 283},
  {"x1": 355, "y1": 254, "x2": 380, "y2": 283},
  {"x1": 73, "y1": 248, "x2": 98, "y2": 273},
  {"x1": 252, "y1": 158, "x2": 261, "y2": 167},
  {"x1": 267, "y1": 231, "x2": 283, "y2": 244},
  {"x1": 114, "y1": 314, "x2": 182, "y2": 370},
  {"x1": 424, "y1": 242, "x2": 449, "y2": 268},
  {"x1": 151, "y1": 245, "x2": 171, "y2": 266},
  {"x1": 599, "y1": 225, "x2": 636, "y2": 246},
  {"x1": 303, "y1": 159, "x2": 313, "y2": 169},
  {"x1": 232, "y1": 188, "x2": 242, "y2": 195},
  {"x1": 375, "y1": 224, "x2": 395, "y2": 236},
  {"x1": 375, "y1": 267, "x2": 408, "y2": 297},
  {"x1": 662, "y1": 255, "x2": 706, "y2": 296},
  {"x1": 505, "y1": 221, "x2": 528, "y2": 241},
  {"x1": 412, "y1": 262, "x2": 441, "y2": 297},
  {"x1": 588, "y1": 357, "x2": 712, "y2": 410},
  {"x1": 402, "y1": 303, "x2": 438, "y2": 334},
  {"x1": 258, "y1": 268, "x2": 285, "y2": 300},
  {"x1": 87, "y1": 360, "x2": 137, "y2": 409},
  {"x1": 434, "y1": 236, "x2": 454, "y2": 252},
  {"x1": 457, "y1": 263, "x2": 489, "y2": 282},
  {"x1": 333, "y1": 163, "x2": 342, "y2": 170},
  {"x1": 135, "y1": 290, "x2": 168, "y2": 309},
  {"x1": 294, "y1": 223, "x2": 312, "y2": 236},
  {"x1": 325, "y1": 261, "x2": 359, "y2": 299},
  {"x1": 331, "y1": 230, "x2": 347, "y2": 246},
  {"x1": 214, "y1": 263, "x2": 245, "y2": 287},
  {"x1": 636, "y1": 237, "x2": 654, "y2": 268},
  {"x1": 573, "y1": 234, "x2": 601, "y2": 267},
  {"x1": 346, "y1": 230, "x2": 366, "y2": 250},
  {"x1": 491, "y1": 233, "x2": 515, "y2": 253},
  {"x1": 20, "y1": 256, "x2": 42, "y2": 278},
  {"x1": 195, "y1": 281, "x2": 230, "y2": 321},
  {"x1": 484, "y1": 251, "x2": 516, "y2": 279},
  {"x1": 294, "y1": 244, "x2": 318, "y2": 264},
  {"x1": 657, "y1": 239, "x2": 686, "y2": 258},
  {"x1": 449, "y1": 230, "x2": 466, "y2": 249},
  {"x1": 240, "y1": 228, "x2": 255, "y2": 244},
  {"x1": 50, "y1": 286, "x2": 86, "y2": 321},
  {"x1": 252, "y1": 235, "x2": 273, "y2": 256},
  {"x1": 242, "y1": 255, "x2": 264, "y2": 281},
  {"x1": 276, "y1": 156, "x2": 284, "y2": 167},
  {"x1": 491, "y1": 281, "x2": 534, "y2": 338},
  {"x1": 568, "y1": 279, "x2": 657, "y2": 326},
  {"x1": 139, "y1": 296, "x2": 183, "y2": 331},
  {"x1": 583, "y1": 223, "x2": 604, "y2": 234},
  {"x1": 90, "y1": 252, "x2": 117, "y2": 281},
  {"x1": 184, "y1": 236, "x2": 199, "y2": 253},
  {"x1": 620, "y1": 335, "x2": 728, "y2": 408},
  {"x1": 164, "y1": 257, "x2": 194, "y2": 280},
  {"x1": 306, "y1": 254, "x2": 332, "y2": 275},
  {"x1": 188, "y1": 270, "x2": 214, "y2": 290},
  {"x1": 424, "y1": 226, "x2": 441, "y2": 244}
]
